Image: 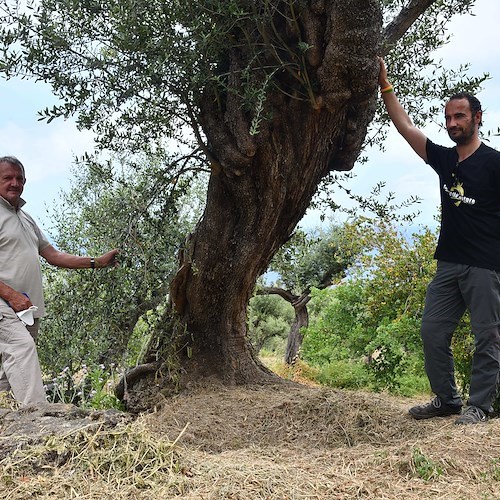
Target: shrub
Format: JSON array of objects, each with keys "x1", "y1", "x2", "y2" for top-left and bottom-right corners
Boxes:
[
  {"x1": 315, "y1": 360, "x2": 372, "y2": 390},
  {"x1": 45, "y1": 364, "x2": 124, "y2": 410},
  {"x1": 365, "y1": 316, "x2": 422, "y2": 389}
]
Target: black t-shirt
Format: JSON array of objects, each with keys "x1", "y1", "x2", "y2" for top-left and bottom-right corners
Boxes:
[{"x1": 426, "y1": 140, "x2": 500, "y2": 271}]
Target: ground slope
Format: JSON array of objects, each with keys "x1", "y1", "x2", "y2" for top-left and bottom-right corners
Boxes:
[
  {"x1": 1, "y1": 383, "x2": 500, "y2": 499},
  {"x1": 143, "y1": 383, "x2": 500, "y2": 499}
]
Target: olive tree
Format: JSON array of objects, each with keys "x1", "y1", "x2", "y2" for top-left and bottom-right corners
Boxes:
[
  {"x1": 39, "y1": 155, "x2": 203, "y2": 377},
  {"x1": 260, "y1": 226, "x2": 352, "y2": 364}
]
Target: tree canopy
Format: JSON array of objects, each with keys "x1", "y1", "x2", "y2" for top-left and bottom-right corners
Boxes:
[{"x1": 0, "y1": 0, "x2": 482, "y2": 158}]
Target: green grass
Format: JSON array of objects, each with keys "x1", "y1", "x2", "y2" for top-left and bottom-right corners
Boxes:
[{"x1": 260, "y1": 353, "x2": 431, "y2": 398}]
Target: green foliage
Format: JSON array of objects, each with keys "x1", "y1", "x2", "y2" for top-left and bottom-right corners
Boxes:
[
  {"x1": 270, "y1": 225, "x2": 355, "y2": 294},
  {"x1": 344, "y1": 218, "x2": 437, "y2": 326},
  {"x1": 38, "y1": 155, "x2": 205, "y2": 377},
  {"x1": 125, "y1": 314, "x2": 154, "y2": 368},
  {"x1": 302, "y1": 218, "x2": 438, "y2": 393},
  {"x1": 256, "y1": 224, "x2": 359, "y2": 364},
  {"x1": 85, "y1": 365, "x2": 125, "y2": 410},
  {"x1": 315, "y1": 360, "x2": 373, "y2": 390},
  {"x1": 301, "y1": 216, "x2": 480, "y2": 398},
  {"x1": 46, "y1": 364, "x2": 124, "y2": 410},
  {"x1": 0, "y1": 0, "x2": 485, "y2": 162},
  {"x1": 365, "y1": 317, "x2": 420, "y2": 389},
  {"x1": 0, "y1": 0, "x2": 337, "y2": 153},
  {"x1": 386, "y1": 346, "x2": 428, "y2": 397},
  {"x1": 489, "y1": 459, "x2": 500, "y2": 481},
  {"x1": 302, "y1": 284, "x2": 366, "y2": 365},
  {"x1": 247, "y1": 294, "x2": 294, "y2": 353},
  {"x1": 411, "y1": 448, "x2": 443, "y2": 481}
]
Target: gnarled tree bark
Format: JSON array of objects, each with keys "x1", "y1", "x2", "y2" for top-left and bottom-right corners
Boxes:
[{"x1": 127, "y1": 0, "x2": 439, "y2": 406}]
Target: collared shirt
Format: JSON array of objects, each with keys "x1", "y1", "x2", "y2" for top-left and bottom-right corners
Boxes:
[{"x1": 0, "y1": 196, "x2": 50, "y2": 316}]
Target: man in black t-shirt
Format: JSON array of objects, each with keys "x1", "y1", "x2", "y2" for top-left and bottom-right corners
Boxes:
[{"x1": 378, "y1": 58, "x2": 500, "y2": 425}]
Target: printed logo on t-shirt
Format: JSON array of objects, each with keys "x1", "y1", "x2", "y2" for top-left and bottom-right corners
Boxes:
[{"x1": 443, "y1": 182, "x2": 476, "y2": 207}]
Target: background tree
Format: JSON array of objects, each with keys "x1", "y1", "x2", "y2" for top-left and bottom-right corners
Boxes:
[
  {"x1": 39, "y1": 155, "x2": 205, "y2": 377},
  {"x1": 302, "y1": 216, "x2": 439, "y2": 390},
  {"x1": 0, "y1": 0, "x2": 486, "y2": 407},
  {"x1": 301, "y1": 215, "x2": 477, "y2": 398},
  {"x1": 259, "y1": 225, "x2": 354, "y2": 364},
  {"x1": 247, "y1": 292, "x2": 294, "y2": 354}
]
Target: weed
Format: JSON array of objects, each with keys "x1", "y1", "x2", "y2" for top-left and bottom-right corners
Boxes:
[
  {"x1": 45, "y1": 364, "x2": 124, "y2": 410},
  {"x1": 411, "y1": 447, "x2": 443, "y2": 480}
]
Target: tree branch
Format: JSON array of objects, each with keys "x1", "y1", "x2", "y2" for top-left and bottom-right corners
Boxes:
[
  {"x1": 381, "y1": 0, "x2": 437, "y2": 55},
  {"x1": 185, "y1": 98, "x2": 222, "y2": 175},
  {"x1": 258, "y1": 286, "x2": 297, "y2": 303},
  {"x1": 259, "y1": 286, "x2": 312, "y2": 309}
]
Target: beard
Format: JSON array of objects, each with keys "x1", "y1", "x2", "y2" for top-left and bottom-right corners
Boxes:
[{"x1": 447, "y1": 120, "x2": 476, "y2": 145}]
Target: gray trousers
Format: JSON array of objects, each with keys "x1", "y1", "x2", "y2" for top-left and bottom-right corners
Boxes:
[
  {"x1": 0, "y1": 305, "x2": 46, "y2": 405},
  {"x1": 421, "y1": 261, "x2": 500, "y2": 412}
]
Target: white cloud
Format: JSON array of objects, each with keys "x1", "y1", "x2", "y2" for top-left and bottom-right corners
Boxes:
[{"x1": 0, "y1": 120, "x2": 94, "y2": 182}]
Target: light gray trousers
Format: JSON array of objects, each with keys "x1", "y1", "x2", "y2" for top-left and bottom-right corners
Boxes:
[
  {"x1": 421, "y1": 261, "x2": 500, "y2": 413},
  {"x1": 0, "y1": 305, "x2": 46, "y2": 405}
]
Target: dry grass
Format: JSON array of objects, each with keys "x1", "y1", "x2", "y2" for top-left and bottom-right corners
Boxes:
[{"x1": 1, "y1": 383, "x2": 500, "y2": 498}]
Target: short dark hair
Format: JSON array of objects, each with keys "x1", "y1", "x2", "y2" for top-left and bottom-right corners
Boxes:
[
  {"x1": 0, "y1": 156, "x2": 26, "y2": 178},
  {"x1": 448, "y1": 92, "x2": 483, "y2": 126}
]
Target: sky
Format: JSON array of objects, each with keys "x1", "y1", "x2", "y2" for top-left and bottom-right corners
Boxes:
[{"x1": 0, "y1": 0, "x2": 499, "y2": 237}]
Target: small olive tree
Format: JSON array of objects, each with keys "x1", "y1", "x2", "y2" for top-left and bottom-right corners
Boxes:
[
  {"x1": 39, "y1": 155, "x2": 205, "y2": 377},
  {"x1": 259, "y1": 225, "x2": 354, "y2": 363}
]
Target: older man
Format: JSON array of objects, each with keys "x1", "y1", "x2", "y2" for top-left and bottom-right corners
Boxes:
[{"x1": 0, "y1": 155, "x2": 119, "y2": 406}]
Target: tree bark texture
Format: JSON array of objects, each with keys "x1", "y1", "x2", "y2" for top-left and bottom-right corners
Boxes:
[
  {"x1": 284, "y1": 299, "x2": 310, "y2": 365},
  {"x1": 259, "y1": 287, "x2": 312, "y2": 364},
  {"x1": 145, "y1": 0, "x2": 435, "y2": 391}
]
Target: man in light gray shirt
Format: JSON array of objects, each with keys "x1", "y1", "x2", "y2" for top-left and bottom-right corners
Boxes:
[{"x1": 0, "y1": 156, "x2": 119, "y2": 406}]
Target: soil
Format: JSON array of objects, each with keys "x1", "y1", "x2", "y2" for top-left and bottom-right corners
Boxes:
[
  {"x1": 2, "y1": 381, "x2": 500, "y2": 499},
  {"x1": 141, "y1": 381, "x2": 500, "y2": 499}
]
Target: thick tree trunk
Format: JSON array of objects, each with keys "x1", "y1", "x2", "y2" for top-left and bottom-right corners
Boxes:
[
  {"x1": 128, "y1": 0, "x2": 434, "y2": 401},
  {"x1": 164, "y1": 0, "x2": 383, "y2": 386}
]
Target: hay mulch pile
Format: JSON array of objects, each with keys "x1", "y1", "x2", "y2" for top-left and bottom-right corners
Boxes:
[{"x1": 1, "y1": 382, "x2": 500, "y2": 499}]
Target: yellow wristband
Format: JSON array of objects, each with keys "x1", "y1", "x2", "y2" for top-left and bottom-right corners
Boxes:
[{"x1": 380, "y1": 84, "x2": 394, "y2": 94}]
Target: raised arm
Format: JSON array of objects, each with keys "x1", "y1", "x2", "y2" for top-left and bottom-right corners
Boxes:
[
  {"x1": 378, "y1": 58, "x2": 428, "y2": 162},
  {"x1": 40, "y1": 245, "x2": 119, "y2": 269}
]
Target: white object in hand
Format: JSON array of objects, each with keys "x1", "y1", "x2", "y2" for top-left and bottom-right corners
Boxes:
[{"x1": 16, "y1": 306, "x2": 38, "y2": 326}]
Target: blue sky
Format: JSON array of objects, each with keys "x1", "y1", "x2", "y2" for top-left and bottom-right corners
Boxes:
[
  {"x1": 1, "y1": 0, "x2": 499, "y2": 237},
  {"x1": 0, "y1": 78, "x2": 94, "y2": 233}
]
